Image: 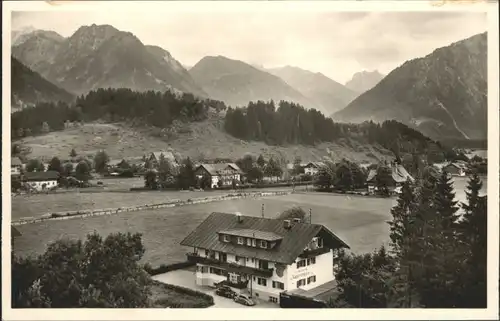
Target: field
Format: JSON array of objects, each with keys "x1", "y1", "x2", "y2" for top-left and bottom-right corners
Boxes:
[
  {"x1": 12, "y1": 177, "x2": 486, "y2": 268},
  {"x1": 11, "y1": 189, "x2": 231, "y2": 220},
  {"x1": 14, "y1": 117, "x2": 393, "y2": 163}
]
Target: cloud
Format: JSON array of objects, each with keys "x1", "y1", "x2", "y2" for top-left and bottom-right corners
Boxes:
[{"x1": 11, "y1": 8, "x2": 487, "y2": 83}]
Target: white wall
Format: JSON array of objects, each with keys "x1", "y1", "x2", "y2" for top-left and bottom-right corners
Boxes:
[
  {"x1": 285, "y1": 249, "x2": 334, "y2": 291},
  {"x1": 26, "y1": 180, "x2": 57, "y2": 192}
]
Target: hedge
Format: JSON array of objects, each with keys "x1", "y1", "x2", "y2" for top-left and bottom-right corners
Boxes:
[
  {"x1": 151, "y1": 280, "x2": 214, "y2": 308},
  {"x1": 144, "y1": 261, "x2": 195, "y2": 276}
]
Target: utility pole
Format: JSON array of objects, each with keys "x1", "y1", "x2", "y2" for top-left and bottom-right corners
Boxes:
[
  {"x1": 262, "y1": 204, "x2": 265, "y2": 218},
  {"x1": 309, "y1": 208, "x2": 312, "y2": 224}
]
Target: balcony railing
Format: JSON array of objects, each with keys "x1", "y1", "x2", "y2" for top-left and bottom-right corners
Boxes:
[
  {"x1": 187, "y1": 253, "x2": 274, "y2": 278},
  {"x1": 298, "y1": 246, "x2": 330, "y2": 259}
]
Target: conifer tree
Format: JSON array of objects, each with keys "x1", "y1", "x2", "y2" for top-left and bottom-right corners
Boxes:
[{"x1": 458, "y1": 172, "x2": 487, "y2": 308}]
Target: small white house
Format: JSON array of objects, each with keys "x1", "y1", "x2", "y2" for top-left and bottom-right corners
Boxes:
[
  {"x1": 24, "y1": 171, "x2": 59, "y2": 192},
  {"x1": 194, "y1": 163, "x2": 244, "y2": 188},
  {"x1": 181, "y1": 212, "x2": 349, "y2": 305},
  {"x1": 11, "y1": 157, "x2": 23, "y2": 176},
  {"x1": 303, "y1": 162, "x2": 326, "y2": 176}
]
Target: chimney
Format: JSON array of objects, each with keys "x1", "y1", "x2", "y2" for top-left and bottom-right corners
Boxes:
[
  {"x1": 283, "y1": 220, "x2": 291, "y2": 229},
  {"x1": 236, "y1": 212, "x2": 243, "y2": 223}
]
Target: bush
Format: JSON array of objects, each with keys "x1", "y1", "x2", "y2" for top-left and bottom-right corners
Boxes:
[
  {"x1": 151, "y1": 280, "x2": 214, "y2": 308},
  {"x1": 144, "y1": 261, "x2": 195, "y2": 276}
]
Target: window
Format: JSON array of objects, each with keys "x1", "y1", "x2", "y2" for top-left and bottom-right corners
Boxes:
[
  {"x1": 269, "y1": 296, "x2": 278, "y2": 303},
  {"x1": 257, "y1": 277, "x2": 267, "y2": 286},
  {"x1": 258, "y1": 260, "x2": 269, "y2": 270},
  {"x1": 296, "y1": 259, "x2": 306, "y2": 268},
  {"x1": 205, "y1": 250, "x2": 209, "y2": 257},
  {"x1": 297, "y1": 279, "x2": 306, "y2": 288},
  {"x1": 260, "y1": 240, "x2": 267, "y2": 248},
  {"x1": 246, "y1": 238, "x2": 252, "y2": 246},
  {"x1": 310, "y1": 257, "x2": 316, "y2": 264},
  {"x1": 201, "y1": 266, "x2": 209, "y2": 273},
  {"x1": 223, "y1": 234, "x2": 230, "y2": 242},
  {"x1": 252, "y1": 239, "x2": 257, "y2": 247},
  {"x1": 272, "y1": 281, "x2": 285, "y2": 290},
  {"x1": 237, "y1": 237, "x2": 244, "y2": 245},
  {"x1": 209, "y1": 267, "x2": 225, "y2": 276},
  {"x1": 318, "y1": 238, "x2": 323, "y2": 248},
  {"x1": 235, "y1": 255, "x2": 244, "y2": 262},
  {"x1": 307, "y1": 276, "x2": 316, "y2": 284}
]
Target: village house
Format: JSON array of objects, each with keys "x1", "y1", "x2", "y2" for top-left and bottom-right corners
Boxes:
[
  {"x1": 443, "y1": 161, "x2": 468, "y2": 177},
  {"x1": 147, "y1": 151, "x2": 177, "y2": 168},
  {"x1": 366, "y1": 163, "x2": 414, "y2": 194},
  {"x1": 194, "y1": 163, "x2": 244, "y2": 188},
  {"x1": 23, "y1": 171, "x2": 60, "y2": 192},
  {"x1": 302, "y1": 162, "x2": 325, "y2": 176},
  {"x1": 181, "y1": 212, "x2": 349, "y2": 305},
  {"x1": 11, "y1": 157, "x2": 23, "y2": 176}
]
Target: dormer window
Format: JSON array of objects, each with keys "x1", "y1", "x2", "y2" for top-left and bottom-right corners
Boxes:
[
  {"x1": 237, "y1": 237, "x2": 244, "y2": 245},
  {"x1": 260, "y1": 240, "x2": 267, "y2": 248},
  {"x1": 246, "y1": 238, "x2": 252, "y2": 246},
  {"x1": 223, "y1": 235, "x2": 230, "y2": 242},
  {"x1": 252, "y1": 239, "x2": 257, "y2": 247}
]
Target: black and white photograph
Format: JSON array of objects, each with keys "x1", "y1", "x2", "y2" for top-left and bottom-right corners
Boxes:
[{"x1": 2, "y1": 0, "x2": 499, "y2": 319}]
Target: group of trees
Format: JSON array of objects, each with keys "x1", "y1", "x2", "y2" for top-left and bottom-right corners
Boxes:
[
  {"x1": 313, "y1": 159, "x2": 367, "y2": 191},
  {"x1": 235, "y1": 154, "x2": 283, "y2": 183},
  {"x1": 331, "y1": 171, "x2": 487, "y2": 308},
  {"x1": 11, "y1": 102, "x2": 83, "y2": 139},
  {"x1": 224, "y1": 101, "x2": 450, "y2": 162},
  {"x1": 11, "y1": 88, "x2": 227, "y2": 139},
  {"x1": 12, "y1": 232, "x2": 151, "y2": 308},
  {"x1": 144, "y1": 156, "x2": 197, "y2": 190}
]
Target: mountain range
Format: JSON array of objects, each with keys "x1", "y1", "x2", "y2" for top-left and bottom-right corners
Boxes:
[
  {"x1": 267, "y1": 66, "x2": 359, "y2": 115},
  {"x1": 188, "y1": 56, "x2": 319, "y2": 111},
  {"x1": 344, "y1": 70, "x2": 385, "y2": 94},
  {"x1": 334, "y1": 32, "x2": 487, "y2": 141},
  {"x1": 11, "y1": 23, "x2": 488, "y2": 142},
  {"x1": 12, "y1": 24, "x2": 206, "y2": 97},
  {"x1": 11, "y1": 56, "x2": 75, "y2": 111}
]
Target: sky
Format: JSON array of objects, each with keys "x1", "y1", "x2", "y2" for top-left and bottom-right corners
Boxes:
[{"x1": 11, "y1": 7, "x2": 487, "y2": 83}]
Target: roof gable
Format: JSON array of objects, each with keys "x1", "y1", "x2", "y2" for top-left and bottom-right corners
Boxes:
[
  {"x1": 24, "y1": 171, "x2": 59, "y2": 181},
  {"x1": 180, "y1": 212, "x2": 349, "y2": 264}
]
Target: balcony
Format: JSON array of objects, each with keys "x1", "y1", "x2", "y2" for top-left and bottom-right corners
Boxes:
[
  {"x1": 187, "y1": 253, "x2": 274, "y2": 278},
  {"x1": 298, "y1": 246, "x2": 330, "y2": 259}
]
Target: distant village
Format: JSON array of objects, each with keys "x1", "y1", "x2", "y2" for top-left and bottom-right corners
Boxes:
[{"x1": 11, "y1": 146, "x2": 487, "y2": 196}]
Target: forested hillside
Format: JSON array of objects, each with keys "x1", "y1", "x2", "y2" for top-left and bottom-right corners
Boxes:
[
  {"x1": 224, "y1": 100, "x2": 447, "y2": 158},
  {"x1": 12, "y1": 88, "x2": 448, "y2": 163},
  {"x1": 11, "y1": 88, "x2": 226, "y2": 139}
]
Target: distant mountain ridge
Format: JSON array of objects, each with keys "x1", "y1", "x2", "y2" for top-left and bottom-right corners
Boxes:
[
  {"x1": 268, "y1": 66, "x2": 358, "y2": 115},
  {"x1": 12, "y1": 24, "x2": 206, "y2": 97},
  {"x1": 189, "y1": 56, "x2": 318, "y2": 110},
  {"x1": 11, "y1": 57, "x2": 75, "y2": 111},
  {"x1": 345, "y1": 70, "x2": 385, "y2": 94},
  {"x1": 334, "y1": 32, "x2": 487, "y2": 141}
]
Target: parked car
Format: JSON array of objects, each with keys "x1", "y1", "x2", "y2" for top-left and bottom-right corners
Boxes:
[
  {"x1": 215, "y1": 285, "x2": 236, "y2": 299},
  {"x1": 233, "y1": 293, "x2": 256, "y2": 306}
]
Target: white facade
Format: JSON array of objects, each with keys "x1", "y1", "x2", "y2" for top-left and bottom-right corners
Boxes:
[
  {"x1": 11, "y1": 166, "x2": 21, "y2": 175},
  {"x1": 26, "y1": 179, "x2": 57, "y2": 192},
  {"x1": 304, "y1": 166, "x2": 319, "y2": 176},
  {"x1": 192, "y1": 239, "x2": 335, "y2": 304}
]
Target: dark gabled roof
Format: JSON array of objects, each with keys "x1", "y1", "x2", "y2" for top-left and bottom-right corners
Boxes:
[
  {"x1": 304, "y1": 162, "x2": 326, "y2": 169},
  {"x1": 218, "y1": 228, "x2": 283, "y2": 241},
  {"x1": 196, "y1": 163, "x2": 243, "y2": 176},
  {"x1": 12, "y1": 226, "x2": 22, "y2": 237},
  {"x1": 366, "y1": 164, "x2": 414, "y2": 183},
  {"x1": 24, "y1": 171, "x2": 59, "y2": 181},
  {"x1": 180, "y1": 212, "x2": 349, "y2": 265},
  {"x1": 11, "y1": 157, "x2": 22, "y2": 166}
]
